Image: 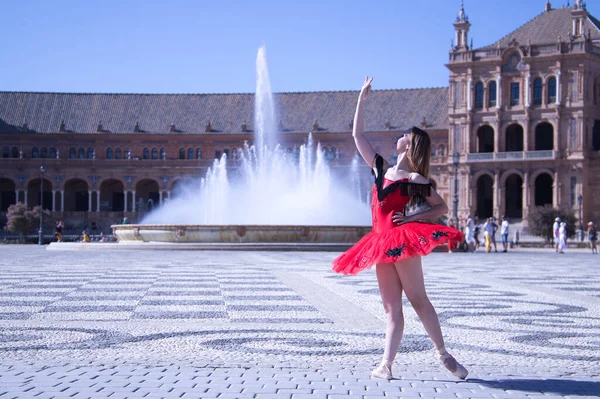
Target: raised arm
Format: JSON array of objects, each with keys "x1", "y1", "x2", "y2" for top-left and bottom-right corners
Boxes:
[{"x1": 353, "y1": 76, "x2": 388, "y2": 170}]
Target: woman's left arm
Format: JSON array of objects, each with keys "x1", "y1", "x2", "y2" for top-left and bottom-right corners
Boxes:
[{"x1": 392, "y1": 173, "x2": 449, "y2": 225}]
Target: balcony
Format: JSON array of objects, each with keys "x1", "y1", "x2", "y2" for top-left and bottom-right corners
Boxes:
[{"x1": 466, "y1": 150, "x2": 556, "y2": 162}]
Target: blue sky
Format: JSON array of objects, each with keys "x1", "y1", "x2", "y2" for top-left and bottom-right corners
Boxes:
[{"x1": 1, "y1": 1, "x2": 595, "y2": 94}]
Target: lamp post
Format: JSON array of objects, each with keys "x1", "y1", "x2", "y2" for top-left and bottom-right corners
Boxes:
[
  {"x1": 38, "y1": 165, "x2": 45, "y2": 245},
  {"x1": 453, "y1": 152, "x2": 460, "y2": 221},
  {"x1": 577, "y1": 194, "x2": 583, "y2": 242}
]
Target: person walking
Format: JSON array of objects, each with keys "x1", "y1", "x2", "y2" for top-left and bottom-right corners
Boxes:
[
  {"x1": 588, "y1": 221, "x2": 598, "y2": 254},
  {"x1": 491, "y1": 216, "x2": 498, "y2": 252},
  {"x1": 553, "y1": 217, "x2": 561, "y2": 252},
  {"x1": 332, "y1": 77, "x2": 468, "y2": 381},
  {"x1": 483, "y1": 217, "x2": 494, "y2": 253},
  {"x1": 55, "y1": 220, "x2": 64, "y2": 243},
  {"x1": 558, "y1": 222, "x2": 567, "y2": 254},
  {"x1": 465, "y1": 215, "x2": 476, "y2": 252},
  {"x1": 500, "y1": 216, "x2": 510, "y2": 252}
]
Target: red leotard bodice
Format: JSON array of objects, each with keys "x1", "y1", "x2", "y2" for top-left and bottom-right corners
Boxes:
[{"x1": 371, "y1": 178, "x2": 411, "y2": 234}]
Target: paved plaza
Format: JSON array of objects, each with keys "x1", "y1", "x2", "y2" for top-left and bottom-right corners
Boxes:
[{"x1": 0, "y1": 246, "x2": 598, "y2": 398}]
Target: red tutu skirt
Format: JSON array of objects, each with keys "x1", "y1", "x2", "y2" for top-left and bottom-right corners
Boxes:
[{"x1": 332, "y1": 222, "x2": 463, "y2": 275}]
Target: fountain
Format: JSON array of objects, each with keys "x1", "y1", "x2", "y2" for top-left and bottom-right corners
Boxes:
[{"x1": 107, "y1": 46, "x2": 372, "y2": 250}]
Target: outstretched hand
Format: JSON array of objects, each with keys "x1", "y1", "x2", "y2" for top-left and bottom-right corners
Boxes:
[{"x1": 359, "y1": 76, "x2": 374, "y2": 101}]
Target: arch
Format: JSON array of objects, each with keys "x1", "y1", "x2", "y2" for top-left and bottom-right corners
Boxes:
[
  {"x1": 535, "y1": 122, "x2": 554, "y2": 151},
  {"x1": 488, "y1": 81, "x2": 497, "y2": 107},
  {"x1": 63, "y1": 178, "x2": 89, "y2": 212},
  {"x1": 40, "y1": 147, "x2": 48, "y2": 158},
  {"x1": 477, "y1": 125, "x2": 494, "y2": 153},
  {"x1": 215, "y1": 149, "x2": 221, "y2": 159},
  {"x1": 506, "y1": 123, "x2": 524, "y2": 151},
  {"x1": 99, "y1": 179, "x2": 125, "y2": 212},
  {"x1": 179, "y1": 148, "x2": 185, "y2": 160},
  {"x1": 87, "y1": 147, "x2": 94, "y2": 159},
  {"x1": 431, "y1": 146, "x2": 437, "y2": 157},
  {"x1": 160, "y1": 147, "x2": 166, "y2": 160},
  {"x1": 505, "y1": 174, "x2": 523, "y2": 219},
  {"x1": 438, "y1": 144, "x2": 445, "y2": 157},
  {"x1": 2, "y1": 147, "x2": 8, "y2": 158},
  {"x1": 26, "y1": 178, "x2": 53, "y2": 210},
  {"x1": 76, "y1": 147, "x2": 84, "y2": 159},
  {"x1": 69, "y1": 147, "x2": 76, "y2": 159},
  {"x1": 476, "y1": 174, "x2": 494, "y2": 219},
  {"x1": 106, "y1": 148, "x2": 113, "y2": 160},
  {"x1": 474, "y1": 82, "x2": 484, "y2": 109},
  {"x1": 188, "y1": 148, "x2": 194, "y2": 160},
  {"x1": 115, "y1": 148, "x2": 122, "y2": 159},
  {"x1": 593, "y1": 120, "x2": 600, "y2": 151},
  {"x1": 32, "y1": 147, "x2": 39, "y2": 158},
  {"x1": 151, "y1": 148, "x2": 158, "y2": 160},
  {"x1": 49, "y1": 147, "x2": 56, "y2": 159},
  {"x1": 124, "y1": 148, "x2": 131, "y2": 160},
  {"x1": 547, "y1": 76, "x2": 557, "y2": 104},
  {"x1": 534, "y1": 173, "x2": 553, "y2": 207},
  {"x1": 143, "y1": 148, "x2": 149, "y2": 160},
  {"x1": 0, "y1": 178, "x2": 17, "y2": 211},
  {"x1": 533, "y1": 77, "x2": 543, "y2": 105},
  {"x1": 135, "y1": 179, "x2": 160, "y2": 211},
  {"x1": 196, "y1": 148, "x2": 202, "y2": 159}
]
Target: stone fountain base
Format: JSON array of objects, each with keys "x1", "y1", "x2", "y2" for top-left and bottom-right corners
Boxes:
[{"x1": 47, "y1": 224, "x2": 372, "y2": 251}]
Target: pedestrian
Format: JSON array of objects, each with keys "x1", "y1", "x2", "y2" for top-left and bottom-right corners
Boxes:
[
  {"x1": 558, "y1": 222, "x2": 567, "y2": 254},
  {"x1": 483, "y1": 217, "x2": 494, "y2": 253},
  {"x1": 122, "y1": 217, "x2": 128, "y2": 225},
  {"x1": 500, "y1": 216, "x2": 510, "y2": 252},
  {"x1": 588, "y1": 221, "x2": 598, "y2": 254},
  {"x1": 465, "y1": 215, "x2": 476, "y2": 252},
  {"x1": 491, "y1": 216, "x2": 498, "y2": 252},
  {"x1": 553, "y1": 217, "x2": 561, "y2": 252},
  {"x1": 474, "y1": 223, "x2": 481, "y2": 251},
  {"x1": 55, "y1": 220, "x2": 64, "y2": 242},
  {"x1": 332, "y1": 77, "x2": 468, "y2": 381}
]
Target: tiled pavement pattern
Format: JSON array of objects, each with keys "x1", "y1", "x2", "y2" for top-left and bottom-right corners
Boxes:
[{"x1": 0, "y1": 246, "x2": 599, "y2": 398}]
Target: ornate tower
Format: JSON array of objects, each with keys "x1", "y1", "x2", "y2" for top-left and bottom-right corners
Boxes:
[{"x1": 453, "y1": 1, "x2": 471, "y2": 50}]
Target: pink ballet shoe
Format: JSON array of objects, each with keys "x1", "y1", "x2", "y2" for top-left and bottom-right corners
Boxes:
[
  {"x1": 371, "y1": 362, "x2": 393, "y2": 380},
  {"x1": 437, "y1": 351, "x2": 468, "y2": 380}
]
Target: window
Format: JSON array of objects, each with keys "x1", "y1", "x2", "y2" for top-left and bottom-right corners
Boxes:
[
  {"x1": 106, "y1": 148, "x2": 113, "y2": 159},
  {"x1": 196, "y1": 148, "x2": 202, "y2": 159},
  {"x1": 188, "y1": 148, "x2": 194, "y2": 160},
  {"x1": 488, "y1": 82, "x2": 497, "y2": 107},
  {"x1": 475, "y1": 82, "x2": 484, "y2": 109},
  {"x1": 78, "y1": 147, "x2": 85, "y2": 159},
  {"x1": 40, "y1": 147, "x2": 47, "y2": 158},
  {"x1": 224, "y1": 148, "x2": 229, "y2": 158},
  {"x1": 152, "y1": 148, "x2": 158, "y2": 159},
  {"x1": 87, "y1": 147, "x2": 94, "y2": 159},
  {"x1": 143, "y1": 148, "x2": 149, "y2": 159},
  {"x1": 570, "y1": 118, "x2": 578, "y2": 150},
  {"x1": 32, "y1": 147, "x2": 39, "y2": 158},
  {"x1": 124, "y1": 148, "x2": 130, "y2": 159},
  {"x1": 179, "y1": 148, "x2": 185, "y2": 159},
  {"x1": 533, "y1": 78, "x2": 542, "y2": 105},
  {"x1": 510, "y1": 82, "x2": 520, "y2": 106},
  {"x1": 11, "y1": 147, "x2": 19, "y2": 158},
  {"x1": 547, "y1": 77, "x2": 557, "y2": 104},
  {"x1": 438, "y1": 145, "x2": 445, "y2": 156},
  {"x1": 160, "y1": 147, "x2": 166, "y2": 160},
  {"x1": 570, "y1": 177, "x2": 577, "y2": 206},
  {"x1": 69, "y1": 147, "x2": 76, "y2": 159},
  {"x1": 115, "y1": 148, "x2": 122, "y2": 159},
  {"x1": 49, "y1": 147, "x2": 56, "y2": 159},
  {"x1": 2, "y1": 147, "x2": 8, "y2": 158},
  {"x1": 215, "y1": 150, "x2": 221, "y2": 159},
  {"x1": 431, "y1": 147, "x2": 437, "y2": 157}
]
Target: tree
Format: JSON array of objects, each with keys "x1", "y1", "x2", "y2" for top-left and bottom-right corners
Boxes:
[
  {"x1": 527, "y1": 206, "x2": 577, "y2": 244},
  {"x1": 4, "y1": 202, "x2": 51, "y2": 237}
]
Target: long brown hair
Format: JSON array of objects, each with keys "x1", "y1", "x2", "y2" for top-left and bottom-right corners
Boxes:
[{"x1": 406, "y1": 126, "x2": 431, "y2": 178}]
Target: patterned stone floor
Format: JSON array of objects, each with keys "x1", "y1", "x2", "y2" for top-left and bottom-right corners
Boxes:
[{"x1": 0, "y1": 245, "x2": 599, "y2": 398}]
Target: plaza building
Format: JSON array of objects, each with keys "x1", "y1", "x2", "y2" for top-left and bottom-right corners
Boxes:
[{"x1": 1, "y1": 1, "x2": 599, "y2": 232}]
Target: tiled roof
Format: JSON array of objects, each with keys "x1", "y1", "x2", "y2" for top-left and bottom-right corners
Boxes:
[
  {"x1": 0, "y1": 88, "x2": 449, "y2": 135},
  {"x1": 479, "y1": 7, "x2": 600, "y2": 50}
]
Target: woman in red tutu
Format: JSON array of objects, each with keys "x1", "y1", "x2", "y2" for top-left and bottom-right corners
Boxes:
[{"x1": 333, "y1": 76, "x2": 468, "y2": 380}]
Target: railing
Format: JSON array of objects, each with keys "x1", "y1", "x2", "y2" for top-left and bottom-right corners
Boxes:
[{"x1": 467, "y1": 150, "x2": 556, "y2": 162}]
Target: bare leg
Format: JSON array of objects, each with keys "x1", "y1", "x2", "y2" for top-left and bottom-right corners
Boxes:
[
  {"x1": 375, "y1": 263, "x2": 404, "y2": 365},
  {"x1": 394, "y1": 256, "x2": 445, "y2": 352}
]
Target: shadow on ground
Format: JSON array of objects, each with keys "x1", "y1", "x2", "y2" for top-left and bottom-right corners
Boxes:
[{"x1": 471, "y1": 378, "x2": 600, "y2": 396}]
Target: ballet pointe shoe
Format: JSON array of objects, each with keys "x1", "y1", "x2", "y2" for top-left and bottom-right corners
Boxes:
[
  {"x1": 437, "y1": 350, "x2": 468, "y2": 380},
  {"x1": 371, "y1": 362, "x2": 393, "y2": 380}
]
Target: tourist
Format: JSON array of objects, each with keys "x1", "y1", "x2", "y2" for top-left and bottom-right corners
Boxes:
[
  {"x1": 500, "y1": 216, "x2": 510, "y2": 252},
  {"x1": 491, "y1": 216, "x2": 498, "y2": 252},
  {"x1": 81, "y1": 230, "x2": 90, "y2": 243},
  {"x1": 588, "y1": 222, "x2": 597, "y2": 254},
  {"x1": 55, "y1": 220, "x2": 64, "y2": 243},
  {"x1": 465, "y1": 215, "x2": 475, "y2": 252},
  {"x1": 483, "y1": 217, "x2": 494, "y2": 253},
  {"x1": 553, "y1": 217, "x2": 561, "y2": 252},
  {"x1": 558, "y1": 222, "x2": 567, "y2": 254},
  {"x1": 332, "y1": 77, "x2": 467, "y2": 381}
]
